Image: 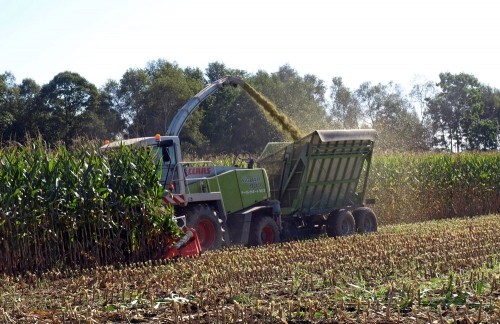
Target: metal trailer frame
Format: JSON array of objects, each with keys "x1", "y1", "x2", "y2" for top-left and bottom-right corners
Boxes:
[{"x1": 258, "y1": 129, "x2": 376, "y2": 217}]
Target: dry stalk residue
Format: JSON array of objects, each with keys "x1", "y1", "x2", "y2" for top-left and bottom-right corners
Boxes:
[{"x1": 241, "y1": 82, "x2": 302, "y2": 141}]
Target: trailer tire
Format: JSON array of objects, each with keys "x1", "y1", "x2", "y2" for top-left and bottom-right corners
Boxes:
[
  {"x1": 186, "y1": 204, "x2": 222, "y2": 251},
  {"x1": 353, "y1": 207, "x2": 378, "y2": 233},
  {"x1": 249, "y1": 216, "x2": 280, "y2": 246},
  {"x1": 326, "y1": 210, "x2": 355, "y2": 237}
]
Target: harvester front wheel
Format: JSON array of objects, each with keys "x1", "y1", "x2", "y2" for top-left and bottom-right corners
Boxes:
[
  {"x1": 326, "y1": 210, "x2": 355, "y2": 237},
  {"x1": 353, "y1": 207, "x2": 378, "y2": 233},
  {"x1": 249, "y1": 216, "x2": 280, "y2": 246},
  {"x1": 186, "y1": 204, "x2": 222, "y2": 252}
]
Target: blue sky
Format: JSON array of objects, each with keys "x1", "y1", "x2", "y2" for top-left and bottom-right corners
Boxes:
[{"x1": 1, "y1": 0, "x2": 499, "y2": 91}]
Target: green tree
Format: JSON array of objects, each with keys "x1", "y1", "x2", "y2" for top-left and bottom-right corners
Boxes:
[
  {"x1": 113, "y1": 68, "x2": 151, "y2": 136},
  {"x1": 375, "y1": 108, "x2": 430, "y2": 152},
  {"x1": 98, "y1": 80, "x2": 127, "y2": 139},
  {"x1": 355, "y1": 82, "x2": 385, "y2": 126},
  {"x1": 330, "y1": 77, "x2": 362, "y2": 128},
  {"x1": 107, "y1": 60, "x2": 206, "y2": 151},
  {"x1": 194, "y1": 63, "x2": 331, "y2": 155},
  {"x1": 262, "y1": 65, "x2": 330, "y2": 134},
  {"x1": 227, "y1": 70, "x2": 280, "y2": 153},
  {"x1": 198, "y1": 62, "x2": 248, "y2": 154},
  {"x1": 473, "y1": 85, "x2": 500, "y2": 149},
  {"x1": 145, "y1": 60, "x2": 206, "y2": 151},
  {"x1": 425, "y1": 73, "x2": 497, "y2": 151},
  {"x1": 355, "y1": 81, "x2": 429, "y2": 151},
  {"x1": 0, "y1": 72, "x2": 17, "y2": 139},
  {"x1": 409, "y1": 78, "x2": 437, "y2": 119},
  {"x1": 35, "y1": 71, "x2": 100, "y2": 145},
  {"x1": 231, "y1": 66, "x2": 331, "y2": 154},
  {"x1": 129, "y1": 60, "x2": 194, "y2": 136},
  {"x1": 304, "y1": 74, "x2": 327, "y2": 106},
  {"x1": 11, "y1": 78, "x2": 41, "y2": 141},
  {"x1": 0, "y1": 73, "x2": 44, "y2": 143},
  {"x1": 462, "y1": 85, "x2": 499, "y2": 150}
]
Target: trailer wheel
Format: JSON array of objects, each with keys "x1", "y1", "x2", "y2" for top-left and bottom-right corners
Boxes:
[
  {"x1": 249, "y1": 216, "x2": 280, "y2": 246},
  {"x1": 353, "y1": 207, "x2": 378, "y2": 233},
  {"x1": 186, "y1": 204, "x2": 222, "y2": 251},
  {"x1": 326, "y1": 210, "x2": 355, "y2": 237}
]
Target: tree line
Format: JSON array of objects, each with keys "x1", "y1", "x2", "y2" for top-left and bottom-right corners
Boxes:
[{"x1": 1, "y1": 60, "x2": 499, "y2": 154}]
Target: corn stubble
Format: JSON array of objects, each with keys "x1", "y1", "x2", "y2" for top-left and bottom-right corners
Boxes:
[{"x1": 2, "y1": 214, "x2": 500, "y2": 323}]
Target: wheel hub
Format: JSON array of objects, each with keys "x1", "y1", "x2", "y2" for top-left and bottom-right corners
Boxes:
[
  {"x1": 196, "y1": 219, "x2": 216, "y2": 250},
  {"x1": 261, "y1": 225, "x2": 275, "y2": 244}
]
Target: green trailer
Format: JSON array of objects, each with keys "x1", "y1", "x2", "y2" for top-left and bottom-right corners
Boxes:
[
  {"x1": 175, "y1": 129, "x2": 378, "y2": 246},
  {"x1": 257, "y1": 129, "x2": 377, "y2": 238}
]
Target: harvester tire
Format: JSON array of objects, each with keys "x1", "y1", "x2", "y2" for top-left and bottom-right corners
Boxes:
[
  {"x1": 186, "y1": 204, "x2": 222, "y2": 252},
  {"x1": 249, "y1": 216, "x2": 280, "y2": 246},
  {"x1": 326, "y1": 210, "x2": 355, "y2": 237},
  {"x1": 353, "y1": 207, "x2": 378, "y2": 233}
]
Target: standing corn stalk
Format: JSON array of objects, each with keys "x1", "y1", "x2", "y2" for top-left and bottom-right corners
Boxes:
[
  {"x1": 0, "y1": 138, "x2": 178, "y2": 275},
  {"x1": 368, "y1": 152, "x2": 500, "y2": 224}
]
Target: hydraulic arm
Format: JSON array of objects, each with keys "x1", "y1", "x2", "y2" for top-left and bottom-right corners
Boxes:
[{"x1": 166, "y1": 76, "x2": 244, "y2": 136}]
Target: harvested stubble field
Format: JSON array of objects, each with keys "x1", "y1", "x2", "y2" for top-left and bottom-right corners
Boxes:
[{"x1": 1, "y1": 214, "x2": 500, "y2": 323}]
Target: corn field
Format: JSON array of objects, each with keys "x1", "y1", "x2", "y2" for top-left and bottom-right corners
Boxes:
[
  {"x1": 368, "y1": 152, "x2": 500, "y2": 225},
  {"x1": 0, "y1": 139, "x2": 178, "y2": 275},
  {"x1": 1, "y1": 140, "x2": 499, "y2": 276},
  {"x1": 1, "y1": 214, "x2": 499, "y2": 322}
]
